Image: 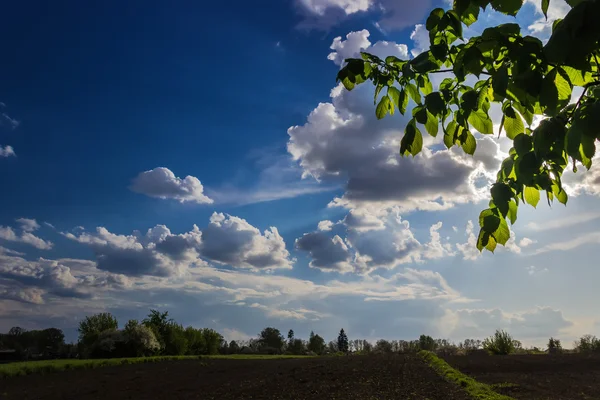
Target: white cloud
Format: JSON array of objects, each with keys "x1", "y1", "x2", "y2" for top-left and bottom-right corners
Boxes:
[
  {"x1": 0, "y1": 145, "x2": 15, "y2": 158},
  {"x1": 297, "y1": 208, "x2": 454, "y2": 273},
  {"x1": 0, "y1": 253, "x2": 128, "y2": 303},
  {"x1": 249, "y1": 302, "x2": 328, "y2": 320},
  {"x1": 526, "y1": 265, "x2": 548, "y2": 276},
  {"x1": 525, "y1": 0, "x2": 571, "y2": 39},
  {"x1": 288, "y1": 31, "x2": 502, "y2": 216},
  {"x1": 207, "y1": 153, "x2": 336, "y2": 206},
  {"x1": 317, "y1": 220, "x2": 334, "y2": 231},
  {"x1": 526, "y1": 212, "x2": 600, "y2": 231},
  {"x1": 447, "y1": 306, "x2": 572, "y2": 342},
  {"x1": 16, "y1": 218, "x2": 40, "y2": 232},
  {"x1": 200, "y1": 212, "x2": 293, "y2": 270},
  {"x1": 64, "y1": 213, "x2": 293, "y2": 276},
  {"x1": 130, "y1": 167, "x2": 213, "y2": 204},
  {"x1": 533, "y1": 231, "x2": 600, "y2": 255},
  {"x1": 295, "y1": 0, "x2": 432, "y2": 32},
  {"x1": 0, "y1": 224, "x2": 53, "y2": 250},
  {"x1": 519, "y1": 238, "x2": 536, "y2": 247},
  {"x1": 409, "y1": 24, "x2": 429, "y2": 57}
]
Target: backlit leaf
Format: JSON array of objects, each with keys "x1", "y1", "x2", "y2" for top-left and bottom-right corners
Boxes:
[
  {"x1": 468, "y1": 110, "x2": 494, "y2": 134},
  {"x1": 524, "y1": 186, "x2": 540, "y2": 208}
]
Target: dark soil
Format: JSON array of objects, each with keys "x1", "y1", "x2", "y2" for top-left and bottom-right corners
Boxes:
[
  {"x1": 443, "y1": 352, "x2": 600, "y2": 400},
  {"x1": 0, "y1": 355, "x2": 471, "y2": 400}
]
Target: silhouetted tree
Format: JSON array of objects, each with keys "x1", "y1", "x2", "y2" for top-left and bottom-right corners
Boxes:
[
  {"x1": 78, "y1": 313, "x2": 118, "y2": 352},
  {"x1": 418, "y1": 335, "x2": 436, "y2": 351},
  {"x1": 308, "y1": 331, "x2": 325, "y2": 355},
  {"x1": 337, "y1": 329, "x2": 349, "y2": 353},
  {"x1": 258, "y1": 327, "x2": 285, "y2": 354}
]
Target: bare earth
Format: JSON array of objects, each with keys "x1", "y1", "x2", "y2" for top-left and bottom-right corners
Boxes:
[
  {"x1": 443, "y1": 353, "x2": 600, "y2": 400},
  {"x1": 0, "y1": 355, "x2": 470, "y2": 400}
]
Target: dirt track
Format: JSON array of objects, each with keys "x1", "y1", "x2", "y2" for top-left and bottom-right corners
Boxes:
[
  {"x1": 443, "y1": 353, "x2": 600, "y2": 400},
  {"x1": 0, "y1": 355, "x2": 470, "y2": 400}
]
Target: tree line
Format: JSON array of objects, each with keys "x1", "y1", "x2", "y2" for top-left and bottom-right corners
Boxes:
[{"x1": 1, "y1": 311, "x2": 598, "y2": 361}]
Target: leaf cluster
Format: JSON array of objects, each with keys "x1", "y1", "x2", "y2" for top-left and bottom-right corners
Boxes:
[{"x1": 336, "y1": 0, "x2": 600, "y2": 252}]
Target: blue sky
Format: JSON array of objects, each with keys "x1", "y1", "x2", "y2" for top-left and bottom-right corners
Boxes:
[{"x1": 1, "y1": 0, "x2": 598, "y2": 347}]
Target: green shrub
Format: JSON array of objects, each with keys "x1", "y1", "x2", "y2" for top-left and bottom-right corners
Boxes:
[
  {"x1": 482, "y1": 330, "x2": 516, "y2": 355},
  {"x1": 547, "y1": 337, "x2": 562, "y2": 354},
  {"x1": 574, "y1": 334, "x2": 600, "y2": 353}
]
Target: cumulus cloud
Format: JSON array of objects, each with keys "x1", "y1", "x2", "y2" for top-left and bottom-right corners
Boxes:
[
  {"x1": 525, "y1": 0, "x2": 570, "y2": 39},
  {"x1": 317, "y1": 220, "x2": 335, "y2": 231},
  {"x1": 288, "y1": 31, "x2": 500, "y2": 215},
  {"x1": 410, "y1": 24, "x2": 429, "y2": 57},
  {"x1": 0, "y1": 145, "x2": 15, "y2": 157},
  {"x1": 296, "y1": 232, "x2": 354, "y2": 272},
  {"x1": 296, "y1": 208, "x2": 454, "y2": 273},
  {"x1": 0, "y1": 253, "x2": 128, "y2": 302},
  {"x1": 0, "y1": 223, "x2": 53, "y2": 250},
  {"x1": 200, "y1": 213, "x2": 293, "y2": 270},
  {"x1": 64, "y1": 213, "x2": 293, "y2": 276},
  {"x1": 16, "y1": 218, "x2": 41, "y2": 233},
  {"x1": 130, "y1": 167, "x2": 213, "y2": 204},
  {"x1": 295, "y1": 0, "x2": 432, "y2": 32}
]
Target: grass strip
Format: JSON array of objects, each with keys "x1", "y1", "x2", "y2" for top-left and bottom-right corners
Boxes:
[
  {"x1": 419, "y1": 351, "x2": 515, "y2": 400},
  {"x1": 0, "y1": 354, "x2": 313, "y2": 379}
]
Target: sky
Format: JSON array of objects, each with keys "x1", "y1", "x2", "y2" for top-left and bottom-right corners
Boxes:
[{"x1": 0, "y1": 0, "x2": 598, "y2": 348}]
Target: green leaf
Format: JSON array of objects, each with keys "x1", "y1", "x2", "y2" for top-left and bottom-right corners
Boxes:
[
  {"x1": 542, "y1": 0, "x2": 550, "y2": 18},
  {"x1": 418, "y1": 74, "x2": 434, "y2": 95},
  {"x1": 524, "y1": 186, "x2": 540, "y2": 208},
  {"x1": 491, "y1": 0, "x2": 524, "y2": 16},
  {"x1": 388, "y1": 87, "x2": 401, "y2": 109},
  {"x1": 517, "y1": 152, "x2": 539, "y2": 183},
  {"x1": 514, "y1": 133, "x2": 533, "y2": 156},
  {"x1": 561, "y1": 66, "x2": 594, "y2": 86},
  {"x1": 399, "y1": 89, "x2": 409, "y2": 115},
  {"x1": 540, "y1": 68, "x2": 572, "y2": 116},
  {"x1": 461, "y1": 130, "x2": 476, "y2": 155},
  {"x1": 425, "y1": 92, "x2": 446, "y2": 116},
  {"x1": 426, "y1": 8, "x2": 445, "y2": 31},
  {"x1": 482, "y1": 213, "x2": 501, "y2": 233},
  {"x1": 503, "y1": 106, "x2": 524, "y2": 139},
  {"x1": 507, "y1": 200, "x2": 518, "y2": 224},
  {"x1": 444, "y1": 121, "x2": 458, "y2": 149},
  {"x1": 492, "y1": 66, "x2": 509, "y2": 98},
  {"x1": 414, "y1": 106, "x2": 428, "y2": 124},
  {"x1": 400, "y1": 121, "x2": 423, "y2": 157},
  {"x1": 468, "y1": 110, "x2": 494, "y2": 134},
  {"x1": 491, "y1": 183, "x2": 513, "y2": 217},
  {"x1": 445, "y1": 10, "x2": 464, "y2": 38},
  {"x1": 552, "y1": 184, "x2": 568, "y2": 205},
  {"x1": 461, "y1": 90, "x2": 479, "y2": 112},
  {"x1": 580, "y1": 134, "x2": 595, "y2": 169},
  {"x1": 425, "y1": 110, "x2": 439, "y2": 137},
  {"x1": 405, "y1": 83, "x2": 422, "y2": 104},
  {"x1": 376, "y1": 95, "x2": 391, "y2": 119},
  {"x1": 493, "y1": 218, "x2": 510, "y2": 245}
]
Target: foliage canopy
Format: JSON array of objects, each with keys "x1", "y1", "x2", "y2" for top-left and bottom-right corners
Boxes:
[{"x1": 336, "y1": 0, "x2": 600, "y2": 252}]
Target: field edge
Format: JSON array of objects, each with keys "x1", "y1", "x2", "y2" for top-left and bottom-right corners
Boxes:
[
  {"x1": 0, "y1": 354, "x2": 314, "y2": 379},
  {"x1": 419, "y1": 351, "x2": 515, "y2": 400}
]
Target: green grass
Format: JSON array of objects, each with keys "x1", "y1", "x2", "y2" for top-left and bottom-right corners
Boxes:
[
  {"x1": 419, "y1": 351, "x2": 516, "y2": 400},
  {"x1": 0, "y1": 354, "x2": 312, "y2": 378}
]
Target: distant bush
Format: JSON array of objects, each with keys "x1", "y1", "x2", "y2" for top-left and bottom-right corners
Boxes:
[
  {"x1": 574, "y1": 335, "x2": 600, "y2": 353},
  {"x1": 418, "y1": 335, "x2": 436, "y2": 351},
  {"x1": 125, "y1": 325, "x2": 160, "y2": 357},
  {"x1": 548, "y1": 337, "x2": 562, "y2": 354},
  {"x1": 482, "y1": 330, "x2": 516, "y2": 355}
]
